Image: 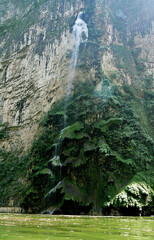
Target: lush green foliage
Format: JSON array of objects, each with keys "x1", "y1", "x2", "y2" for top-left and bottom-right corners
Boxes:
[
  {"x1": 0, "y1": 0, "x2": 153, "y2": 215},
  {"x1": 17, "y1": 75, "x2": 153, "y2": 214}
]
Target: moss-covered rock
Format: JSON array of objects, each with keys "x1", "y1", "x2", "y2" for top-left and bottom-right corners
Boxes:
[
  {"x1": 61, "y1": 122, "x2": 84, "y2": 139},
  {"x1": 0, "y1": 0, "x2": 153, "y2": 216},
  {"x1": 107, "y1": 181, "x2": 154, "y2": 210}
]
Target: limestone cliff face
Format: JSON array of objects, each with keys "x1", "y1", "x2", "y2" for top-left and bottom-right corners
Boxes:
[
  {"x1": 0, "y1": 0, "x2": 153, "y2": 214},
  {"x1": 134, "y1": 23, "x2": 154, "y2": 75},
  {"x1": 0, "y1": 0, "x2": 153, "y2": 151},
  {"x1": 0, "y1": 0, "x2": 85, "y2": 150}
]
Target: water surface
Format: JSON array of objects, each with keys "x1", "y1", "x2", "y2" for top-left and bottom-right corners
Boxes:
[{"x1": 0, "y1": 214, "x2": 153, "y2": 240}]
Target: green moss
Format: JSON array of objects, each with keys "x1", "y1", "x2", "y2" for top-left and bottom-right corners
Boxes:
[
  {"x1": 61, "y1": 122, "x2": 84, "y2": 139},
  {"x1": 19, "y1": 81, "x2": 152, "y2": 213},
  {"x1": 0, "y1": 151, "x2": 29, "y2": 206},
  {"x1": 98, "y1": 140, "x2": 111, "y2": 155},
  {"x1": 109, "y1": 181, "x2": 154, "y2": 209},
  {"x1": 95, "y1": 118, "x2": 122, "y2": 133}
]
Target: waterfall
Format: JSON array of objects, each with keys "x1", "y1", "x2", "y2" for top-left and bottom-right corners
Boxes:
[
  {"x1": 65, "y1": 12, "x2": 88, "y2": 106},
  {"x1": 71, "y1": 12, "x2": 88, "y2": 73},
  {"x1": 47, "y1": 181, "x2": 62, "y2": 195},
  {"x1": 54, "y1": 12, "x2": 88, "y2": 165},
  {"x1": 54, "y1": 128, "x2": 65, "y2": 157},
  {"x1": 45, "y1": 13, "x2": 88, "y2": 210}
]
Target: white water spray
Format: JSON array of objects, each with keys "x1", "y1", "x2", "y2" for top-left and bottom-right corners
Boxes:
[
  {"x1": 66, "y1": 12, "x2": 88, "y2": 103},
  {"x1": 72, "y1": 12, "x2": 88, "y2": 71}
]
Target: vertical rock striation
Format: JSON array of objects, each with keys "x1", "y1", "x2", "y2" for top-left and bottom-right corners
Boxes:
[{"x1": 0, "y1": 0, "x2": 153, "y2": 215}]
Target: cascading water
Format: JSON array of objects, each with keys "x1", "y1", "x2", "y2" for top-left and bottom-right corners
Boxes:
[
  {"x1": 45, "y1": 13, "x2": 88, "y2": 211},
  {"x1": 71, "y1": 12, "x2": 88, "y2": 76},
  {"x1": 65, "y1": 12, "x2": 88, "y2": 109},
  {"x1": 56, "y1": 11, "x2": 88, "y2": 154}
]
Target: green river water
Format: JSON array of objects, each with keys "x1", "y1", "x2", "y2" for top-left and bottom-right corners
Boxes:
[{"x1": 0, "y1": 214, "x2": 153, "y2": 240}]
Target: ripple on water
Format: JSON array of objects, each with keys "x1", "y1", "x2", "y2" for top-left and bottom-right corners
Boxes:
[{"x1": 0, "y1": 214, "x2": 153, "y2": 240}]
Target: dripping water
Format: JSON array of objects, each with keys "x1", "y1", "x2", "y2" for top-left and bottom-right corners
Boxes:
[
  {"x1": 68, "y1": 11, "x2": 88, "y2": 90},
  {"x1": 64, "y1": 12, "x2": 88, "y2": 126},
  {"x1": 55, "y1": 11, "x2": 88, "y2": 156},
  {"x1": 53, "y1": 128, "x2": 65, "y2": 174}
]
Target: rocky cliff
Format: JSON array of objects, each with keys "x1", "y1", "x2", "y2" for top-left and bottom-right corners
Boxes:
[{"x1": 0, "y1": 0, "x2": 153, "y2": 215}]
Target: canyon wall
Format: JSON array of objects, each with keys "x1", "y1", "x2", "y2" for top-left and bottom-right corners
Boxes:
[{"x1": 0, "y1": 0, "x2": 153, "y2": 215}]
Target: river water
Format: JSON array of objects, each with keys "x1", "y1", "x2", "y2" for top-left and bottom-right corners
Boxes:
[{"x1": 0, "y1": 214, "x2": 153, "y2": 239}]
